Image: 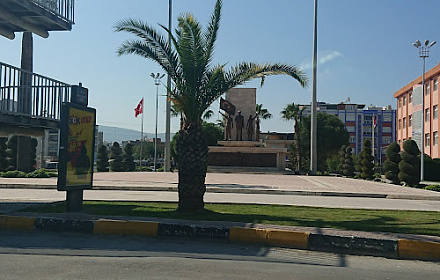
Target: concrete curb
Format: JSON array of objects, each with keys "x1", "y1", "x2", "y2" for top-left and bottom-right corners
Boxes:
[{"x1": 1, "y1": 214, "x2": 439, "y2": 261}]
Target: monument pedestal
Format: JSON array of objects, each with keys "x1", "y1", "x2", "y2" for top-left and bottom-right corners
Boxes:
[{"x1": 208, "y1": 141, "x2": 287, "y2": 171}]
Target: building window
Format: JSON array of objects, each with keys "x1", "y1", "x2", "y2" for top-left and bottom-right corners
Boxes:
[
  {"x1": 425, "y1": 108, "x2": 430, "y2": 121},
  {"x1": 383, "y1": 137, "x2": 391, "y2": 144},
  {"x1": 434, "y1": 105, "x2": 438, "y2": 119},
  {"x1": 383, "y1": 127, "x2": 392, "y2": 133},
  {"x1": 403, "y1": 96, "x2": 406, "y2": 106},
  {"x1": 398, "y1": 119, "x2": 401, "y2": 129},
  {"x1": 409, "y1": 92, "x2": 413, "y2": 103},
  {"x1": 364, "y1": 115, "x2": 373, "y2": 124},
  {"x1": 425, "y1": 133, "x2": 430, "y2": 147},
  {"x1": 403, "y1": 117, "x2": 406, "y2": 128},
  {"x1": 383, "y1": 114, "x2": 392, "y2": 122},
  {"x1": 434, "y1": 131, "x2": 438, "y2": 146},
  {"x1": 349, "y1": 136, "x2": 355, "y2": 143},
  {"x1": 435, "y1": 78, "x2": 439, "y2": 91},
  {"x1": 409, "y1": 115, "x2": 412, "y2": 127},
  {"x1": 426, "y1": 83, "x2": 431, "y2": 95}
]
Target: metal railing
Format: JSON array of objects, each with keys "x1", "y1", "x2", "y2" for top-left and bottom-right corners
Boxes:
[
  {"x1": 0, "y1": 61, "x2": 71, "y2": 121},
  {"x1": 30, "y1": 0, "x2": 75, "y2": 24}
]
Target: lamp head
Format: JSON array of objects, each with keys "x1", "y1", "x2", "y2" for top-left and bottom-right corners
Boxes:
[
  {"x1": 425, "y1": 40, "x2": 430, "y2": 46},
  {"x1": 412, "y1": 43, "x2": 419, "y2": 48},
  {"x1": 416, "y1": 40, "x2": 421, "y2": 47},
  {"x1": 430, "y1": 41, "x2": 436, "y2": 48}
]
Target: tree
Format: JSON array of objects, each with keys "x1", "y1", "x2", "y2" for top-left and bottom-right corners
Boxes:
[
  {"x1": 109, "y1": 142, "x2": 124, "y2": 172},
  {"x1": 255, "y1": 104, "x2": 272, "y2": 141},
  {"x1": 281, "y1": 103, "x2": 306, "y2": 171},
  {"x1": 115, "y1": 0, "x2": 308, "y2": 212},
  {"x1": 384, "y1": 142, "x2": 401, "y2": 184},
  {"x1": 96, "y1": 145, "x2": 109, "y2": 172},
  {"x1": 295, "y1": 113, "x2": 349, "y2": 172},
  {"x1": 361, "y1": 140, "x2": 374, "y2": 180},
  {"x1": 343, "y1": 146, "x2": 355, "y2": 177},
  {"x1": 7, "y1": 136, "x2": 18, "y2": 170},
  {"x1": 0, "y1": 137, "x2": 9, "y2": 172},
  {"x1": 123, "y1": 143, "x2": 136, "y2": 171},
  {"x1": 398, "y1": 140, "x2": 420, "y2": 187}
]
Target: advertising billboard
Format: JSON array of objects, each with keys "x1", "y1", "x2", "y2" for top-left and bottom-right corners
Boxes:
[{"x1": 57, "y1": 102, "x2": 96, "y2": 191}]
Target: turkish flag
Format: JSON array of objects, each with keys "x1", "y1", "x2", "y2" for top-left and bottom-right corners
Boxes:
[{"x1": 134, "y1": 98, "x2": 143, "y2": 117}]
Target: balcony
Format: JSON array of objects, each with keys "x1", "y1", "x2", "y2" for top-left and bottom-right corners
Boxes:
[
  {"x1": 0, "y1": 0, "x2": 74, "y2": 39},
  {"x1": 0, "y1": 61, "x2": 71, "y2": 136}
]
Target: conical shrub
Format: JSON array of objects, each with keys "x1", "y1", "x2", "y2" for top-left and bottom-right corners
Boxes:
[
  {"x1": 384, "y1": 142, "x2": 401, "y2": 184},
  {"x1": 398, "y1": 140, "x2": 420, "y2": 187}
]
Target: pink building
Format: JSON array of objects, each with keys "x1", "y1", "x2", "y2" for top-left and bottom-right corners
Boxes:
[{"x1": 394, "y1": 63, "x2": 440, "y2": 158}]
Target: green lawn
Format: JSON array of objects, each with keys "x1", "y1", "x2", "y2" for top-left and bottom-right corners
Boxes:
[{"x1": 22, "y1": 201, "x2": 440, "y2": 237}]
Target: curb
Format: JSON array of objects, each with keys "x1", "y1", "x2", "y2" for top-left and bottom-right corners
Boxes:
[{"x1": 1, "y1": 214, "x2": 439, "y2": 261}]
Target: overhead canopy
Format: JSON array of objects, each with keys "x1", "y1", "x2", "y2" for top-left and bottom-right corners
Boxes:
[{"x1": 0, "y1": 0, "x2": 74, "y2": 40}]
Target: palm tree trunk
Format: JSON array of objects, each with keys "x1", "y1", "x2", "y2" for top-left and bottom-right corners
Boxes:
[{"x1": 176, "y1": 124, "x2": 209, "y2": 212}]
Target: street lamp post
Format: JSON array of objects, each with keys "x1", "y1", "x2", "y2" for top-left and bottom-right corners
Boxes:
[
  {"x1": 412, "y1": 40, "x2": 436, "y2": 182},
  {"x1": 151, "y1": 73, "x2": 165, "y2": 171}
]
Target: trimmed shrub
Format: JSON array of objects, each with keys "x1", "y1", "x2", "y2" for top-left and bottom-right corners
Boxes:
[
  {"x1": 109, "y1": 142, "x2": 124, "y2": 172},
  {"x1": 96, "y1": 145, "x2": 109, "y2": 172},
  {"x1": 384, "y1": 142, "x2": 401, "y2": 184},
  {"x1": 0, "y1": 137, "x2": 9, "y2": 172},
  {"x1": 398, "y1": 140, "x2": 420, "y2": 187},
  {"x1": 1, "y1": 170, "x2": 26, "y2": 178},
  {"x1": 122, "y1": 143, "x2": 136, "y2": 171},
  {"x1": 424, "y1": 185, "x2": 440, "y2": 192},
  {"x1": 361, "y1": 140, "x2": 374, "y2": 180},
  {"x1": 343, "y1": 146, "x2": 354, "y2": 177}
]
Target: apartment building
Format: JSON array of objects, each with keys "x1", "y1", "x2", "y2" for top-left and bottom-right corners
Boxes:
[
  {"x1": 300, "y1": 102, "x2": 397, "y2": 163},
  {"x1": 394, "y1": 63, "x2": 440, "y2": 158}
]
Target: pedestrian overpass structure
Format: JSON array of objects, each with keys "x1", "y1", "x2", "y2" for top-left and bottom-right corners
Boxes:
[
  {"x1": 0, "y1": 0, "x2": 75, "y2": 137},
  {"x1": 0, "y1": 0, "x2": 74, "y2": 39},
  {"x1": 0, "y1": 61, "x2": 71, "y2": 137}
]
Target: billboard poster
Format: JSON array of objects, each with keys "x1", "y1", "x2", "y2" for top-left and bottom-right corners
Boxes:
[{"x1": 58, "y1": 102, "x2": 96, "y2": 191}]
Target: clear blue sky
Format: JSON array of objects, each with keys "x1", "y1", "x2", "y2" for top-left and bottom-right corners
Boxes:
[{"x1": 1, "y1": 0, "x2": 439, "y2": 135}]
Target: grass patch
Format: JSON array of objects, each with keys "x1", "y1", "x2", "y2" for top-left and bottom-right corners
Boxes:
[{"x1": 21, "y1": 201, "x2": 440, "y2": 237}]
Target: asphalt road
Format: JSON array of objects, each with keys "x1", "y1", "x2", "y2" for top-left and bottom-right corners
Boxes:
[{"x1": 1, "y1": 231, "x2": 438, "y2": 280}]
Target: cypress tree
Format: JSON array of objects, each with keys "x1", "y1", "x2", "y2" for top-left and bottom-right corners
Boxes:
[
  {"x1": 96, "y1": 145, "x2": 109, "y2": 172},
  {"x1": 29, "y1": 138, "x2": 37, "y2": 172},
  {"x1": 343, "y1": 146, "x2": 355, "y2": 177},
  {"x1": 398, "y1": 140, "x2": 420, "y2": 187},
  {"x1": 122, "y1": 143, "x2": 136, "y2": 171},
  {"x1": 361, "y1": 139, "x2": 374, "y2": 180},
  {"x1": 109, "y1": 142, "x2": 124, "y2": 172},
  {"x1": 7, "y1": 136, "x2": 18, "y2": 170},
  {"x1": 384, "y1": 142, "x2": 401, "y2": 184},
  {"x1": 0, "y1": 137, "x2": 9, "y2": 172}
]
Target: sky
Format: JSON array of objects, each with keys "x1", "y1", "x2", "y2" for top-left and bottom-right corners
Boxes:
[{"x1": 1, "y1": 0, "x2": 440, "y2": 135}]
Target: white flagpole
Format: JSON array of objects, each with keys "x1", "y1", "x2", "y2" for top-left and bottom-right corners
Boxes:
[
  {"x1": 372, "y1": 115, "x2": 375, "y2": 158},
  {"x1": 140, "y1": 98, "x2": 144, "y2": 170}
]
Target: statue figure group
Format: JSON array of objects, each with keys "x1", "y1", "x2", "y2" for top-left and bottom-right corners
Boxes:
[{"x1": 220, "y1": 109, "x2": 257, "y2": 141}]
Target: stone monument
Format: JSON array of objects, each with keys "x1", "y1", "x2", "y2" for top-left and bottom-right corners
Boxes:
[{"x1": 209, "y1": 88, "x2": 287, "y2": 171}]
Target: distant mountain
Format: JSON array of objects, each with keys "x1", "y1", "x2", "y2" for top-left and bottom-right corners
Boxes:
[{"x1": 98, "y1": 125, "x2": 171, "y2": 143}]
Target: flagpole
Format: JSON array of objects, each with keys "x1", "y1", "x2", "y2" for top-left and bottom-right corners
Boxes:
[
  {"x1": 140, "y1": 97, "x2": 144, "y2": 170},
  {"x1": 372, "y1": 114, "x2": 375, "y2": 158}
]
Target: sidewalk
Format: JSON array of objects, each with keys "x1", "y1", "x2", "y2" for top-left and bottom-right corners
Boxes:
[
  {"x1": 1, "y1": 172, "x2": 440, "y2": 261},
  {"x1": 2, "y1": 172, "x2": 440, "y2": 200}
]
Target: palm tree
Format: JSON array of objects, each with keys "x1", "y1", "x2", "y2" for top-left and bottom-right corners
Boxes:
[
  {"x1": 255, "y1": 104, "x2": 272, "y2": 141},
  {"x1": 281, "y1": 103, "x2": 306, "y2": 171},
  {"x1": 115, "y1": 0, "x2": 308, "y2": 212}
]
